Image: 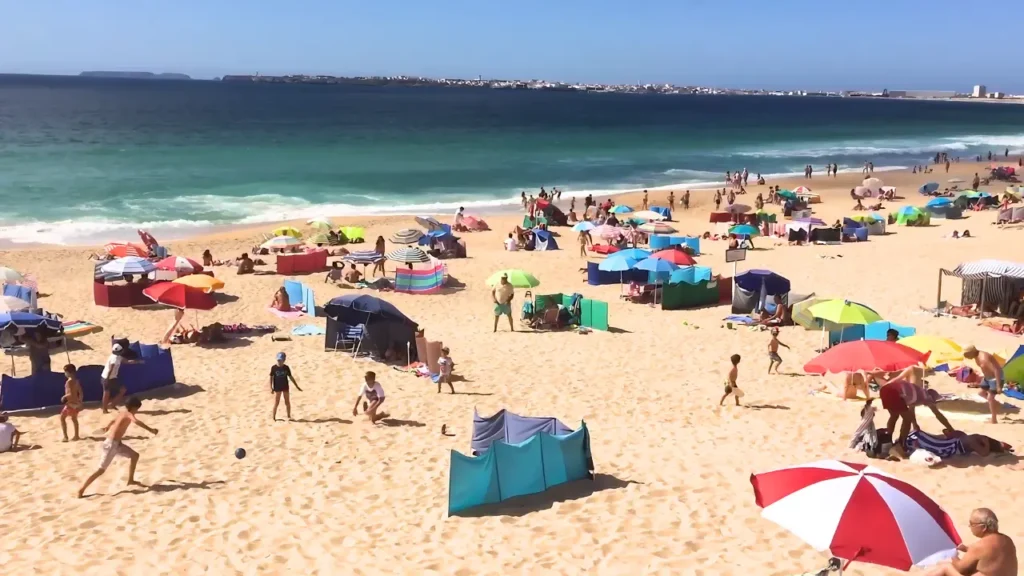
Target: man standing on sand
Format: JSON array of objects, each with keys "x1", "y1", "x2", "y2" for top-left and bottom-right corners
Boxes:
[
  {"x1": 963, "y1": 345, "x2": 1004, "y2": 424},
  {"x1": 925, "y1": 508, "x2": 1016, "y2": 576},
  {"x1": 641, "y1": 190, "x2": 648, "y2": 210},
  {"x1": 667, "y1": 191, "x2": 675, "y2": 211},
  {"x1": 491, "y1": 274, "x2": 515, "y2": 332},
  {"x1": 683, "y1": 190, "x2": 690, "y2": 210}
]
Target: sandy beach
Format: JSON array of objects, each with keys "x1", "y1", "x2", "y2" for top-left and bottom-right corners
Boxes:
[{"x1": 2, "y1": 160, "x2": 1023, "y2": 575}]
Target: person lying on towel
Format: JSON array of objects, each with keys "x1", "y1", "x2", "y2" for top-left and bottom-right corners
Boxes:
[{"x1": 905, "y1": 429, "x2": 1014, "y2": 460}]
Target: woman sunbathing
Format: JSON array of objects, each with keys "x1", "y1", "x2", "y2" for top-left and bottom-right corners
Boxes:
[{"x1": 271, "y1": 287, "x2": 291, "y2": 312}]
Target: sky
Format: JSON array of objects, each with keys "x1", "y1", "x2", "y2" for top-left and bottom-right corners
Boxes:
[{"x1": 3, "y1": 0, "x2": 1022, "y2": 92}]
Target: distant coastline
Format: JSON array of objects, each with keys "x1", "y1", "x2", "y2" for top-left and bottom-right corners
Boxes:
[{"x1": 79, "y1": 71, "x2": 191, "y2": 80}]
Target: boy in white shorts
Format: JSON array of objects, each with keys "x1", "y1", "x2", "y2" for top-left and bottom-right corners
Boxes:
[{"x1": 78, "y1": 396, "x2": 158, "y2": 498}]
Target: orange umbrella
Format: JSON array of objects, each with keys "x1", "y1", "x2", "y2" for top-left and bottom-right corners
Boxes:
[
  {"x1": 173, "y1": 274, "x2": 225, "y2": 293},
  {"x1": 104, "y1": 242, "x2": 149, "y2": 258}
]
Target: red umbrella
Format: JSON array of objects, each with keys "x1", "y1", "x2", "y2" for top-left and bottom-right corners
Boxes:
[
  {"x1": 104, "y1": 242, "x2": 149, "y2": 258},
  {"x1": 138, "y1": 229, "x2": 159, "y2": 250},
  {"x1": 649, "y1": 249, "x2": 696, "y2": 266},
  {"x1": 751, "y1": 460, "x2": 960, "y2": 571},
  {"x1": 804, "y1": 340, "x2": 928, "y2": 375},
  {"x1": 143, "y1": 283, "x2": 216, "y2": 310},
  {"x1": 155, "y1": 256, "x2": 204, "y2": 273}
]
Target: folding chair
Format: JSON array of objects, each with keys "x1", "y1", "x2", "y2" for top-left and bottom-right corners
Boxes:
[{"x1": 333, "y1": 323, "x2": 365, "y2": 357}]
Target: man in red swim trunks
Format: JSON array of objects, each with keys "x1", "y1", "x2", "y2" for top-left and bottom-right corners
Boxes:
[{"x1": 879, "y1": 379, "x2": 955, "y2": 451}]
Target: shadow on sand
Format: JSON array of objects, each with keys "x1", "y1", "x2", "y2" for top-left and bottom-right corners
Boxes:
[{"x1": 451, "y1": 473, "x2": 639, "y2": 518}]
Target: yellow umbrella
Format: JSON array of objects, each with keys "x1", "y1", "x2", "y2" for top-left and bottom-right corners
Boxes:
[
  {"x1": 339, "y1": 226, "x2": 365, "y2": 241},
  {"x1": 897, "y1": 335, "x2": 963, "y2": 366},
  {"x1": 173, "y1": 274, "x2": 225, "y2": 293},
  {"x1": 307, "y1": 218, "x2": 332, "y2": 231},
  {"x1": 271, "y1": 226, "x2": 303, "y2": 238}
]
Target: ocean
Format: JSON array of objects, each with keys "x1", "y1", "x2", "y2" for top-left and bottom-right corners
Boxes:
[{"x1": 2, "y1": 74, "x2": 1024, "y2": 245}]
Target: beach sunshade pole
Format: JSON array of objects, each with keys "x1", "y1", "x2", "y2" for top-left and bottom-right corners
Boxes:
[{"x1": 979, "y1": 277, "x2": 987, "y2": 318}]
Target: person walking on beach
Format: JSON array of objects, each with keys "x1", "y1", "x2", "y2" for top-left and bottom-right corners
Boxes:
[
  {"x1": 925, "y1": 508, "x2": 1016, "y2": 576},
  {"x1": 714, "y1": 190, "x2": 722, "y2": 211},
  {"x1": 963, "y1": 345, "x2": 1003, "y2": 424},
  {"x1": 667, "y1": 191, "x2": 675, "y2": 211},
  {"x1": 492, "y1": 274, "x2": 515, "y2": 332},
  {"x1": 832, "y1": 162, "x2": 838, "y2": 177},
  {"x1": 683, "y1": 190, "x2": 690, "y2": 210},
  {"x1": 641, "y1": 190, "x2": 649, "y2": 210},
  {"x1": 60, "y1": 364, "x2": 83, "y2": 442},
  {"x1": 77, "y1": 396, "x2": 158, "y2": 498},
  {"x1": 437, "y1": 347, "x2": 455, "y2": 394},
  {"x1": 578, "y1": 230, "x2": 591, "y2": 258},
  {"x1": 972, "y1": 173, "x2": 981, "y2": 190},
  {"x1": 521, "y1": 192, "x2": 527, "y2": 210},
  {"x1": 742, "y1": 168, "x2": 749, "y2": 187},
  {"x1": 720, "y1": 354, "x2": 743, "y2": 406},
  {"x1": 101, "y1": 343, "x2": 139, "y2": 414},
  {"x1": 766, "y1": 329, "x2": 790, "y2": 374},
  {"x1": 270, "y1": 352, "x2": 302, "y2": 421}
]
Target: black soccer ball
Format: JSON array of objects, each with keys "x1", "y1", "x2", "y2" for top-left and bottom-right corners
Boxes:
[{"x1": 235, "y1": 448, "x2": 246, "y2": 459}]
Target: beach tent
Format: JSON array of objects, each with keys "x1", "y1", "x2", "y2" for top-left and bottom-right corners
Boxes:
[
  {"x1": 534, "y1": 199, "x2": 568, "y2": 226},
  {"x1": 527, "y1": 229, "x2": 559, "y2": 251},
  {"x1": 449, "y1": 423, "x2": 593, "y2": 515},
  {"x1": 732, "y1": 270, "x2": 791, "y2": 314},
  {"x1": 0, "y1": 342, "x2": 175, "y2": 411},
  {"x1": 937, "y1": 260, "x2": 1024, "y2": 317},
  {"x1": 892, "y1": 206, "x2": 929, "y2": 226},
  {"x1": 323, "y1": 295, "x2": 419, "y2": 361},
  {"x1": 471, "y1": 409, "x2": 574, "y2": 454}
]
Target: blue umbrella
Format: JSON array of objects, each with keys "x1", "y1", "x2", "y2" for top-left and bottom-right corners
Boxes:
[
  {"x1": 729, "y1": 224, "x2": 760, "y2": 236},
  {"x1": 0, "y1": 311, "x2": 63, "y2": 332},
  {"x1": 918, "y1": 182, "x2": 939, "y2": 194},
  {"x1": 324, "y1": 294, "x2": 413, "y2": 324},
  {"x1": 611, "y1": 248, "x2": 651, "y2": 261},
  {"x1": 598, "y1": 254, "x2": 642, "y2": 272},
  {"x1": 926, "y1": 197, "x2": 952, "y2": 208},
  {"x1": 609, "y1": 205, "x2": 633, "y2": 214},
  {"x1": 634, "y1": 258, "x2": 679, "y2": 274},
  {"x1": 572, "y1": 221, "x2": 596, "y2": 232}
]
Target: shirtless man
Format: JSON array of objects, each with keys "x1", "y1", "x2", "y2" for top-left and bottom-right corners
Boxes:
[
  {"x1": 766, "y1": 328, "x2": 789, "y2": 374},
  {"x1": 78, "y1": 396, "x2": 158, "y2": 497},
  {"x1": 719, "y1": 354, "x2": 743, "y2": 406},
  {"x1": 963, "y1": 345, "x2": 1004, "y2": 424},
  {"x1": 926, "y1": 508, "x2": 1017, "y2": 576}
]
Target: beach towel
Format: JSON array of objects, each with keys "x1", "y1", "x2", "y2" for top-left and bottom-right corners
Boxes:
[
  {"x1": 291, "y1": 324, "x2": 326, "y2": 336},
  {"x1": 1003, "y1": 388, "x2": 1024, "y2": 401},
  {"x1": 849, "y1": 404, "x2": 878, "y2": 451},
  {"x1": 723, "y1": 315, "x2": 757, "y2": 325},
  {"x1": 905, "y1": 430, "x2": 965, "y2": 459},
  {"x1": 268, "y1": 306, "x2": 305, "y2": 319},
  {"x1": 61, "y1": 320, "x2": 103, "y2": 338}
]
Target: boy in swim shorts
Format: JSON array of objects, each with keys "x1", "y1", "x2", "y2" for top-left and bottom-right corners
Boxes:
[
  {"x1": 353, "y1": 371, "x2": 388, "y2": 424},
  {"x1": 60, "y1": 364, "x2": 83, "y2": 442},
  {"x1": 767, "y1": 328, "x2": 790, "y2": 374},
  {"x1": 78, "y1": 396, "x2": 158, "y2": 498},
  {"x1": 720, "y1": 354, "x2": 743, "y2": 406}
]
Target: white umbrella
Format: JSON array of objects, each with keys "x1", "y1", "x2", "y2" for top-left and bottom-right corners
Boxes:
[
  {"x1": 862, "y1": 177, "x2": 884, "y2": 192},
  {"x1": 631, "y1": 210, "x2": 666, "y2": 221},
  {"x1": 0, "y1": 295, "x2": 31, "y2": 312},
  {"x1": 572, "y1": 221, "x2": 596, "y2": 232},
  {"x1": 261, "y1": 235, "x2": 303, "y2": 249},
  {"x1": 0, "y1": 267, "x2": 24, "y2": 284},
  {"x1": 638, "y1": 222, "x2": 678, "y2": 234},
  {"x1": 852, "y1": 186, "x2": 872, "y2": 198},
  {"x1": 101, "y1": 257, "x2": 156, "y2": 276}
]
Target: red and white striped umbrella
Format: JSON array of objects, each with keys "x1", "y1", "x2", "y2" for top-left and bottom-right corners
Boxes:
[
  {"x1": 751, "y1": 460, "x2": 960, "y2": 571},
  {"x1": 155, "y1": 256, "x2": 204, "y2": 273},
  {"x1": 592, "y1": 224, "x2": 622, "y2": 240},
  {"x1": 104, "y1": 242, "x2": 149, "y2": 258}
]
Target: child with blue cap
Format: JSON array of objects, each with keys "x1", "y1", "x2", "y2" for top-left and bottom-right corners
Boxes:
[{"x1": 270, "y1": 352, "x2": 302, "y2": 421}]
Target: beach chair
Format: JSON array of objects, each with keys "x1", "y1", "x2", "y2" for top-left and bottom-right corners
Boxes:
[
  {"x1": 333, "y1": 323, "x2": 365, "y2": 356},
  {"x1": 532, "y1": 306, "x2": 561, "y2": 330}
]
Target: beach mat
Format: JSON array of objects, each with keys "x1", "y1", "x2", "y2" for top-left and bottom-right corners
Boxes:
[
  {"x1": 723, "y1": 315, "x2": 757, "y2": 325},
  {"x1": 268, "y1": 306, "x2": 305, "y2": 319}
]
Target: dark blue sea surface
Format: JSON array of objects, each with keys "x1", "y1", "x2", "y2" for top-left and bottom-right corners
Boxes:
[{"x1": 2, "y1": 74, "x2": 1023, "y2": 244}]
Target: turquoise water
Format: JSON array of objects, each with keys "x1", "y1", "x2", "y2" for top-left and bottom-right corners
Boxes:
[{"x1": 2, "y1": 74, "x2": 1024, "y2": 244}]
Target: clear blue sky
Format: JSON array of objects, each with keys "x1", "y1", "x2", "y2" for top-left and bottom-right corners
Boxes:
[{"x1": 3, "y1": 0, "x2": 1022, "y2": 92}]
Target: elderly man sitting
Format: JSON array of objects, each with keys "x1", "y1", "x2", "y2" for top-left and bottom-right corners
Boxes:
[{"x1": 925, "y1": 508, "x2": 1017, "y2": 576}]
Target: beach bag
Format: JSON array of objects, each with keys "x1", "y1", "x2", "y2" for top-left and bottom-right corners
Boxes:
[{"x1": 910, "y1": 449, "x2": 941, "y2": 467}]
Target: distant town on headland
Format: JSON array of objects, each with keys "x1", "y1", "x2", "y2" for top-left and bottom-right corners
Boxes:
[
  {"x1": 80, "y1": 71, "x2": 191, "y2": 80},
  {"x1": 71, "y1": 71, "x2": 1021, "y2": 102}
]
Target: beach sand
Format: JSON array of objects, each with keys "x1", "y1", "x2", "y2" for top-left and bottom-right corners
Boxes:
[{"x1": 2, "y1": 161, "x2": 1023, "y2": 575}]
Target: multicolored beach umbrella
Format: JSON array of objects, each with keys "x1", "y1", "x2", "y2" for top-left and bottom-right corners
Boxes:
[
  {"x1": 386, "y1": 247, "x2": 430, "y2": 264},
  {"x1": 390, "y1": 228, "x2": 424, "y2": 245},
  {"x1": 638, "y1": 221, "x2": 677, "y2": 234},
  {"x1": 344, "y1": 250, "x2": 384, "y2": 265},
  {"x1": 609, "y1": 205, "x2": 633, "y2": 214},
  {"x1": 100, "y1": 257, "x2": 156, "y2": 276},
  {"x1": 261, "y1": 235, "x2": 303, "y2": 249}
]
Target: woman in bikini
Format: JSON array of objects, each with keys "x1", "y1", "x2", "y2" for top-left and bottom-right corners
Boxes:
[{"x1": 271, "y1": 287, "x2": 291, "y2": 312}]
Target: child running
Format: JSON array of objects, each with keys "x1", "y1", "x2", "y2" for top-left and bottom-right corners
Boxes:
[
  {"x1": 270, "y1": 352, "x2": 302, "y2": 421},
  {"x1": 353, "y1": 371, "x2": 388, "y2": 424},
  {"x1": 720, "y1": 354, "x2": 743, "y2": 406},
  {"x1": 438, "y1": 347, "x2": 455, "y2": 394},
  {"x1": 767, "y1": 328, "x2": 790, "y2": 374},
  {"x1": 78, "y1": 396, "x2": 158, "y2": 497},
  {"x1": 60, "y1": 364, "x2": 84, "y2": 441}
]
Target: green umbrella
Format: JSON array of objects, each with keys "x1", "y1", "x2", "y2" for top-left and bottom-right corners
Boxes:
[
  {"x1": 486, "y1": 269, "x2": 539, "y2": 288},
  {"x1": 777, "y1": 190, "x2": 798, "y2": 201},
  {"x1": 807, "y1": 299, "x2": 882, "y2": 326}
]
